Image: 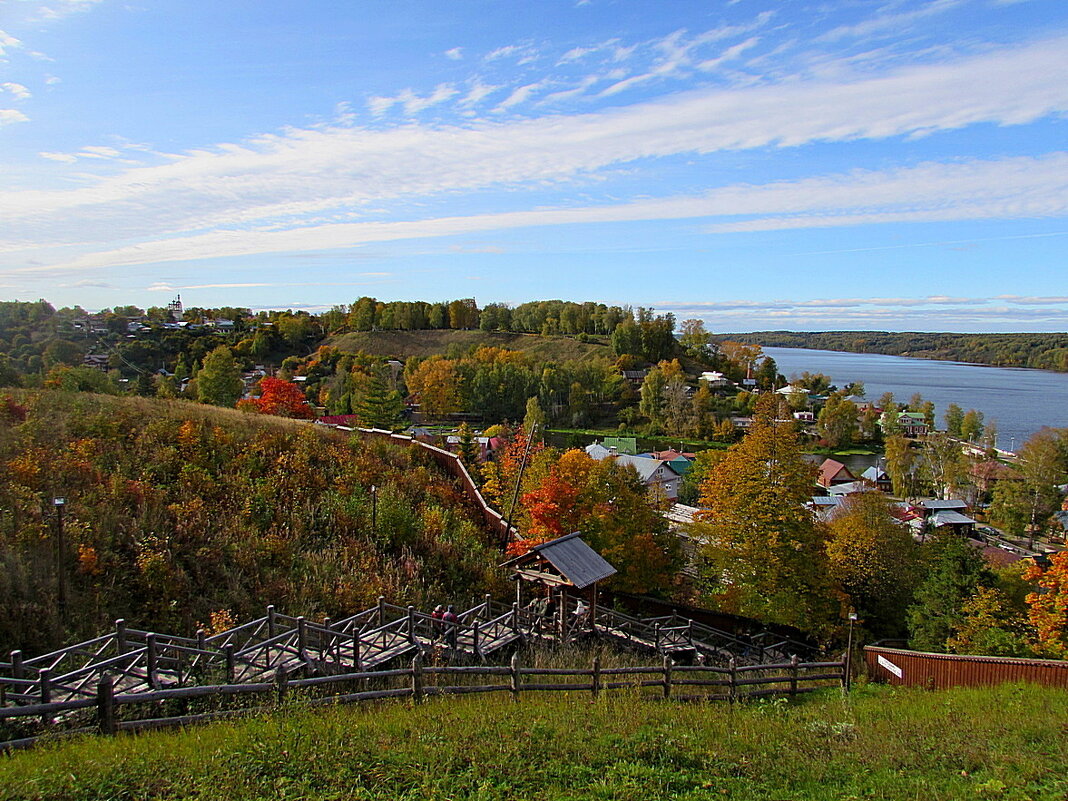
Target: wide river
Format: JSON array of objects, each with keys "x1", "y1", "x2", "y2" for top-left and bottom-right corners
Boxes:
[{"x1": 762, "y1": 346, "x2": 1068, "y2": 450}]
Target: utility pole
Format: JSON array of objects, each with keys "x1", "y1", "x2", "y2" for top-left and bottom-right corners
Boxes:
[{"x1": 53, "y1": 497, "x2": 67, "y2": 617}]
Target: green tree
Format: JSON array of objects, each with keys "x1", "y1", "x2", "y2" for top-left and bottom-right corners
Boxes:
[
  {"x1": 944, "y1": 403, "x2": 964, "y2": 437},
  {"x1": 693, "y1": 395, "x2": 837, "y2": 637},
  {"x1": 960, "y1": 409, "x2": 985, "y2": 442},
  {"x1": 197, "y1": 346, "x2": 244, "y2": 407},
  {"x1": 352, "y1": 368, "x2": 404, "y2": 429},
  {"x1": 908, "y1": 533, "x2": 995, "y2": 652},
  {"x1": 523, "y1": 396, "x2": 546, "y2": 434},
  {"x1": 816, "y1": 392, "x2": 859, "y2": 449},
  {"x1": 638, "y1": 365, "x2": 666, "y2": 429}
]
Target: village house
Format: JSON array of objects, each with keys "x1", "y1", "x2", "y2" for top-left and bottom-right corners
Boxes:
[
  {"x1": 860, "y1": 465, "x2": 893, "y2": 492},
  {"x1": 816, "y1": 458, "x2": 855, "y2": 489}
]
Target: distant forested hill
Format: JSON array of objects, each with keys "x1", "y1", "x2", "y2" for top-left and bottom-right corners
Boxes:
[{"x1": 721, "y1": 331, "x2": 1068, "y2": 372}]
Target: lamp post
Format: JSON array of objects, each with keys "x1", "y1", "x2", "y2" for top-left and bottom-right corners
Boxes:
[
  {"x1": 53, "y1": 497, "x2": 67, "y2": 615},
  {"x1": 370, "y1": 485, "x2": 377, "y2": 534},
  {"x1": 844, "y1": 611, "x2": 858, "y2": 693}
]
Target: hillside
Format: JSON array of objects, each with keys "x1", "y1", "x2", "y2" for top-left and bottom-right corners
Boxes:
[
  {"x1": 328, "y1": 329, "x2": 614, "y2": 362},
  {"x1": 1, "y1": 683, "x2": 1064, "y2": 799},
  {"x1": 0, "y1": 390, "x2": 505, "y2": 656},
  {"x1": 721, "y1": 330, "x2": 1068, "y2": 372}
]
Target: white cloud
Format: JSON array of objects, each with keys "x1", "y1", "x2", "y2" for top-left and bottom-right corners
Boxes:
[
  {"x1": 3, "y1": 34, "x2": 1068, "y2": 268},
  {"x1": 444, "y1": 47, "x2": 463, "y2": 60},
  {"x1": 0, "y1": 109, "x2": 29, "y2": 126},
  {"x1": 30, "y1": 0, "x2": 105, "y2": 21},
  {"x1": 371, "y1": 84, "x2": 458, "y2": 116},
  {"x1": 1, "y1": 83, "x2": 31, "y2": 100},
  {"x1": 0, "y1": 29, "x2": 22, "y2": 56},
  {"x1": 367, "y1": 95, "x2": 395, "y2": 116},
  {"x1": 459, "y1": 80, "x2": 499, "y2": 106},
  {"x1": 493, "y1": 81, "x2": 547, "y2": 112},
  {"x1": 821, "y1": 0, "x2": 969, "y2": 42},
  {"x1": 13, "y1": 152, "x2": 1066, "y2": 276}
]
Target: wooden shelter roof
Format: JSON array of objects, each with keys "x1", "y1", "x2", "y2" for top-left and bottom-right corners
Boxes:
[{"x1": 501, "y1": 532, "x2": 617, "y2": 589}]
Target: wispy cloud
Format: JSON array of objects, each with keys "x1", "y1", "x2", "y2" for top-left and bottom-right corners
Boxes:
[
  {"x1": 821, "y1": 0, "x2": 970, "y2": 43},
  {"x1": 3, "y1": 34, "x2": 1068, "y2": 273},
  {"x1": 444, "y1": 47, "x2": 463, "y2": 60},
  {"x1": 0, "y1": 109, "x2": 29, "y2": 126},
  {"x1": 1, "y1": 82, "x2": 31, "y2": 100},
  {"x1": 0, "y1": 29, "x2": 24, "y2": 57}
]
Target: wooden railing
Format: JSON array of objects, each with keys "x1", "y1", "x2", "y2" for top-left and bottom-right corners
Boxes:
[{"x1": 0, "y1": 653, "x2": 846, "y2": 752}]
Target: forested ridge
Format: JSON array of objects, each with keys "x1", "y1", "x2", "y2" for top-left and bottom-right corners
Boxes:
[{"x1": 724, "y1": 330, "x2": 1068, "y2": 372}]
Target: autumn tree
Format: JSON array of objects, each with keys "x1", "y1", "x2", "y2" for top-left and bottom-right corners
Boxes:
[
  {"x1": 825, "y1": 492, "x2": 920, "y2": 638},
  {"x1": 1024, "y1": 551, "x2": 1068, "y2": 658},
  {"x1": 406, "y1": 356, "x2": 461, "y2": 420},
  {"x1": 238, "y1": 376, "x2": 315, "y2": 419},
  {"x1": 692, "y1": 394, "x2": 838, "y2": 637},
  {"x1": 197, "y1": 346, "x2": 244, "y2": 407},
  {"x1": 516, "y1": 449, "x2": 681, "y2": 595}
]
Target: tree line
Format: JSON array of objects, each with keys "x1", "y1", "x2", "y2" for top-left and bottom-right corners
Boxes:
[{"x1": 725, "y1": 330, "x2": 1068, "y2": 372}]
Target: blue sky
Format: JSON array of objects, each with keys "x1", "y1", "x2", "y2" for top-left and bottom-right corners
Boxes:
[{"x1": 1, "y1": 0, "x2": 1067, "y2": 332}]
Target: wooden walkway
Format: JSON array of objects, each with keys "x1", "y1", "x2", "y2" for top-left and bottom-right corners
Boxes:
[{"x1": 0, "y1": 596, "x2": 817, "y2": 708}]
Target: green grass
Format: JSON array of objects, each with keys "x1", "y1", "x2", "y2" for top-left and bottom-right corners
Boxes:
[{"x1": 2, "y1": 682, "x2": 1065, "y2": 800}]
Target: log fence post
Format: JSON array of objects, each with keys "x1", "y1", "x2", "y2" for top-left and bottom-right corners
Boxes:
[
  {"x1": 484, "y1": 593, "x2": 492, "y2": 620},
  {"x1": 411, "y1": 653, "x2": 424, "y2": 704},
  {"x1": 592, "y1": 656, "x2": 601, "y2": 698},
  {"x1": 115, "y1": 619, "x2": 126, "y2": 655},
  {"x1": 510, "y1": 653, "x2": 520, "y2": 702},
  {"x1": 96, "y1": 674, "x2": 116, "y2": 736},
  {"x1": 407, "y1": 606, "x2": 417, "y2": 645},
  {"x1": 472, "y1": 621, "x2": 480, "y2": 655},
  {"x1": 224, "y1": 644, "x2": 236, "y2": 685},
  {"x1": 790, "y1": 655, "x2": 799, "y2": 698},
  {"x1": 662, "y1": 655, "x2": 672, "y2": 699},
  {"x1": 267, "y1": 605, "x2": 277, "y2": 638},
  {"x1": 728, "y1": 657, "x2": 737, "y2": 704},
  {"x1": 511, "y1": 603, "x2": 520, "y2": 636},
  {"x1": 322, "y1": 618, "x2": 332, "y2": 664},
  {"x1": 38, "y1": 668, "x2": 51, "y2": 727},
  {"x1": 146, "y1": 633, "x2": 158, "y2": 689},
  {"x1": 10, "y1": 650, "x2": 22, "y2": 679},
  {"x1": 378, "y1": 596, "x2": 386, "y2": 627},
  {"x1": 275, "y1": 664, "x2": 288, "y2": 703},
  {"x1": 297, "y1": 616, "x2": 307, "y2": 656}
]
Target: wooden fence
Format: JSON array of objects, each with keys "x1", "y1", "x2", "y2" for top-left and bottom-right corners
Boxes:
[
  {"x1": 0, "y1": 654, "x2": 845, "y2": 753},
  {"x1": 864, "y1": 645, "x2": 1068, "y2": 690}
]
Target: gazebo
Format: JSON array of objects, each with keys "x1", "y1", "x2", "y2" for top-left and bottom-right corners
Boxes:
[{"x1": 501, "y1": 532, "x2": 617, "y2": 635}]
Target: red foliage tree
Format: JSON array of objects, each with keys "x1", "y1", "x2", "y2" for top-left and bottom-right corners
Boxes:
[{"x1": 237, "y1": 377, "x2": 315, "y2": 419}]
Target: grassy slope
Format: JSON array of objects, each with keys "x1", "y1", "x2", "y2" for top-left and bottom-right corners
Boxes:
[
  {"x1": 328, "y1": 329, "x2": 614, "y2": 362},
  {"x1": 2, "y1": 683, "x2": 1065, "y2": 800}
]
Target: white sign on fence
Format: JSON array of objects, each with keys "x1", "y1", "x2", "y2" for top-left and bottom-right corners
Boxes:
[{"x1": 877, "y1": 654, "x2": 903, "y2": 678}]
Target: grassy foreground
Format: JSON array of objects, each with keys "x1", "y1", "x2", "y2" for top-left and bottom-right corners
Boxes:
[{"x1": 1, "y1": 683, "x2": 1065, "y2": 800}]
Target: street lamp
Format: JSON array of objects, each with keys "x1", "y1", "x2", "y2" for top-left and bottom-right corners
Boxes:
[
  {"x1": 845, "y1": 611, "x2": 858, "y2": 693},
  {"x1": 53, "y1": 497, "x2": 67, "y2": 614}
]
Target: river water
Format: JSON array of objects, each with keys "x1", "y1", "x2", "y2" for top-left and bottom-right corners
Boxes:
[{"x1": 762, "y1": 346, "x2": 1068, "y2": 451}]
